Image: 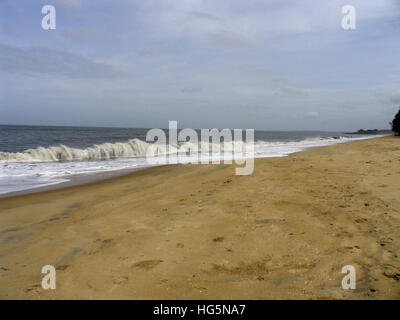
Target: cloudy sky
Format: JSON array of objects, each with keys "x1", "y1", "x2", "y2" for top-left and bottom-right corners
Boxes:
[{"x1": 0, "y1": 0, "x2": 399, "y2": 131}]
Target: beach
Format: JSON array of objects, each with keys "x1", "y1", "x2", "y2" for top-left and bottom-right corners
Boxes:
[{"x1": 0, "y1": 135, "x2": 399, "y2": 299}]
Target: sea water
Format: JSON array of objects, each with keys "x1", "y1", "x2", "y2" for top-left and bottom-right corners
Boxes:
[{"x1": 0, "y1": 125, "x2": 382, "y2": 195}]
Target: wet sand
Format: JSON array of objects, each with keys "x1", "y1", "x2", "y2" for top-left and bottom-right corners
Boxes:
[{"x1": 0, "y1": 136, "x2": 399, "y2": 299}]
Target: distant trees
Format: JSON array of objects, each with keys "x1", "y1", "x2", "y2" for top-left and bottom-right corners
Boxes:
[
  {"x1": 391, "y1": 107, "x2": 400, "y2": 135},
  {"x1": 355, "y1": 129, "x2": 379, "y2": 134}
]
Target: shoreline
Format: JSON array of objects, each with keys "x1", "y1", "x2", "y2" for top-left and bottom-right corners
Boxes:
[
  {"x1": 0, "y1": 135, "x2": 399, "y2": 299},
  {"x1": 0, "y1": 165, "x2": 150, "y2": 199},
  {"x1": 0, "y1": 134, "x2": 387, "y2": 199}
]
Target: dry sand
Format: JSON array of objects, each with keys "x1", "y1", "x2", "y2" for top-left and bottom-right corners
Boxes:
[{"x1": 0, "y1": 136, "x2": 399, "y2": 299}]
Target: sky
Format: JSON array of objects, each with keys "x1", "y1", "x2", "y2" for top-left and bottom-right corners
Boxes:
[{"x1": 0, "y1": 0, "x2": 400, "y2": 131}]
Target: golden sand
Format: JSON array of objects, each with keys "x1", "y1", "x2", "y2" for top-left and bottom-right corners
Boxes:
[{"x1": 0, "y1": 136, "x2": 399, "y2": 299}]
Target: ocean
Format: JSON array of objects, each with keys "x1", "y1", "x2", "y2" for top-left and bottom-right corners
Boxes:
[{"x1": 0, "y1": 125, "x2": 381, "y2": 196}]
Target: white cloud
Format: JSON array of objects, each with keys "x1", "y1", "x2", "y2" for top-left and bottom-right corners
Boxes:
[
  {"x1": 54, "y1": 0, "x2": 82, "y2": 10},
  {"x1": 187, "y1": 11, "x2": 221, "y2": 21},
  {"x1": 181, "y1": 87, "x2": 202, "y2": 93},
  {"x1": 61, "y1": 28, "x2": 96, "y2": 41},
  {"x1": 137, "y1": 47, "x2": 154, "y2": 56},
  {"x1": 390, "y1": 91, "x2": 400, "y2": 104},
  {"x1": 207, "y1": 30, "x2": 258, "y2": 49},
  {"x1": 280, "y1": 86, "x2": 309, "y2": 96},
  {"x1": 306, "y1": 111, "x2": 319, "y2": 118},
  {"x1": 0, "y1": 45, "x2": 118, "y2": 78}
]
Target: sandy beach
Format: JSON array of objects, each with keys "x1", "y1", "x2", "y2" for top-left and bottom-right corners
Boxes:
[{"x1": 0, "y1": 136, "x2": 399, "y2": 299}]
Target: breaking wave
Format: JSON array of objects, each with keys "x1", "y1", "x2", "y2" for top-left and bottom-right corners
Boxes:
[
  {"x1": 0, "y1": 139, "x2": 161, "y2": 162},
  {"x1": 0, "y1": 136, "x2": 354, "y2": 163},
  {"x1": 0, "y1": 138, "x2": 254, "y2": 163}
]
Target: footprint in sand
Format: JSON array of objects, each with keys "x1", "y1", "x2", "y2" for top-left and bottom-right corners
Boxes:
[
  {"x1": 383, "y1": 264, "x2": 400, "y2": 281},
  {"x1": 133, "y1": 260, "x2": 163, "y2": 270},
  {"x1": 56, "y1": 265, "x2": 69, "y2": 271},
  {"x1": 213, "y1": 237, "x2": 224, "y2": 242},
  {"x1": 25, "y1": 284, "x2": 41, "y2": 293},
  {"x1": 379, "y1": 236, "x2": 393, "y2": 247},
  {"x1": 89, "y1": 239, "x2": 114, "y2": 255},
  {"x1": 113, "y1": 276, "x2": 129, "y2": 285}
]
